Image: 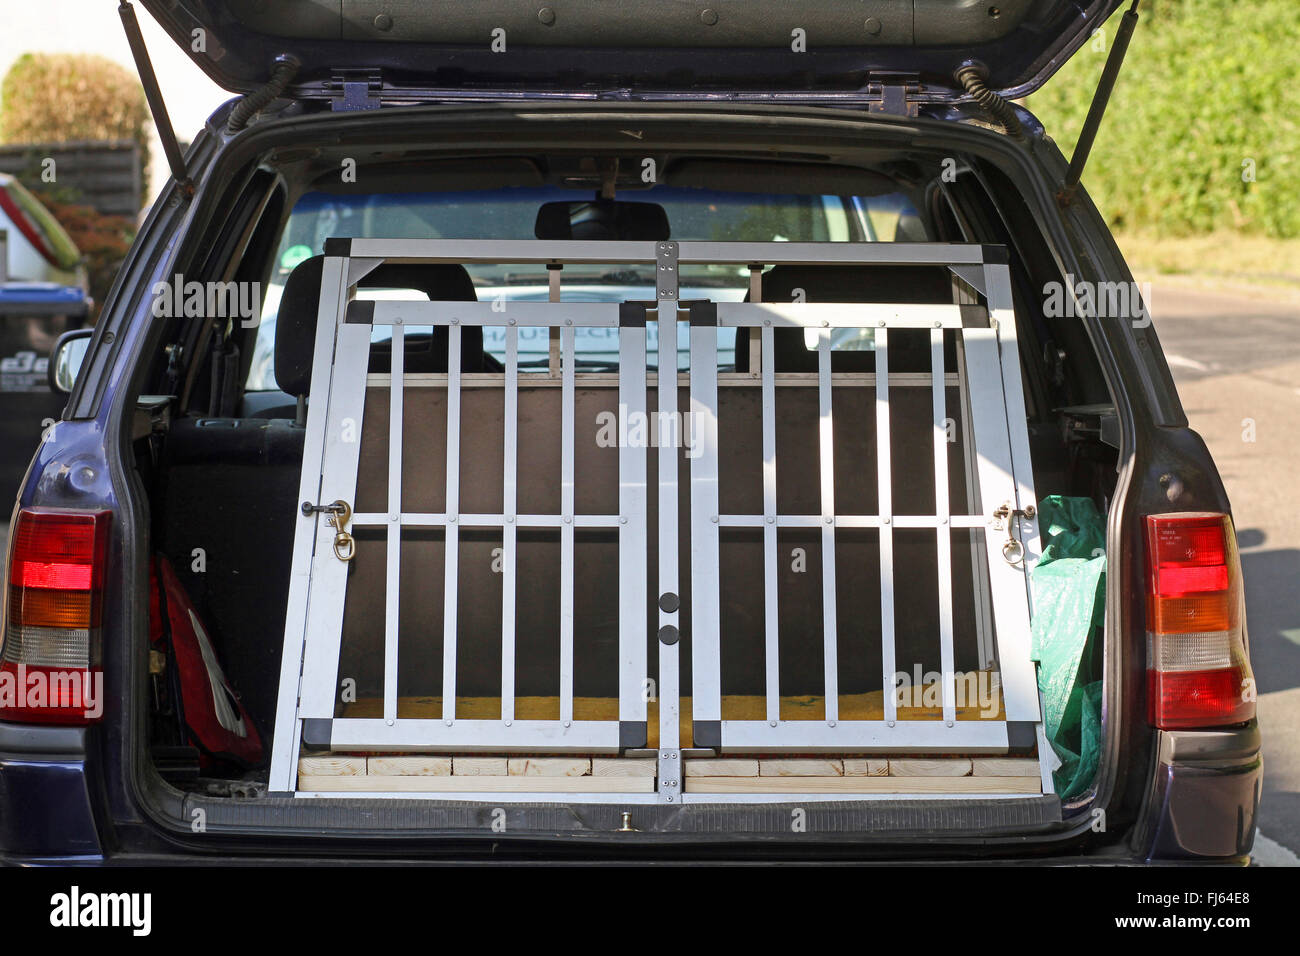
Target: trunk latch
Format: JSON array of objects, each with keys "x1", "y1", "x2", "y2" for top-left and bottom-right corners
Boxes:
[
  {"x1": 302, "y1": 500, "x2": 355, "y2": 561},
  {"x1": 992, "y1": 501, "x2": 1036, "y2": 565}
]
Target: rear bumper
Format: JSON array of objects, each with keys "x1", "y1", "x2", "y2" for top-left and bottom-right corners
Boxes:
[
  {"x1": 0, "y1": 722, "x2": 102, "y2": 859},
  {"x1": 1133, "y1": 722, "x2": 1262, "y2": 863},
  {"x1": 0, "y1": 721, "x2": 1262, "y2": 864}
]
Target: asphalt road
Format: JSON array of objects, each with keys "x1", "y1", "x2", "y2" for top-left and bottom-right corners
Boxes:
[{"x1": 1145, "y1": 281, "x2": 1300, "y2": 864}]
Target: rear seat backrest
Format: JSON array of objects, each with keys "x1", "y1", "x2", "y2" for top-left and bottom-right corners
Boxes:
[
  {"x1": 736, "y1": 264, "x2": 954, "y2": 372},
  {"x1": 274, "y1": 254, "x2": 498, "y2": 400}
]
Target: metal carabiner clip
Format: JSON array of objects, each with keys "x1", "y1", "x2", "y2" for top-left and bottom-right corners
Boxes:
[{"x1": 333, "y1": 530, "x2": 356, "y2": 562}]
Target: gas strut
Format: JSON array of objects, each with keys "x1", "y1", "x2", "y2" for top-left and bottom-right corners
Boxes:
[
  {"x1": 1059, "y1": 0, "x2": 1142, "y2": 206},
  {"x1": 118, "y1": 0, "x2": 193, "y2": 196}
]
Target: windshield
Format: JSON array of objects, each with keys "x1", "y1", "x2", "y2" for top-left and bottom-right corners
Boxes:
[{"x1": 248, "y1": 185, "x2": 922, "y2": 390}]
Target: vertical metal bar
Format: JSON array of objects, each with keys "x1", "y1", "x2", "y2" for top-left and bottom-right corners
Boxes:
[
  {"x1": 817, "y1": 331, "x2": 839, "y2": 723},
  {"x1": 383, "y1": 323, "x2": 404, "y2": 726},
  {"x1": 689, "y1": 318, "x2": 721, "y2": 730},
  {"x1": 748, "y1": 266, "x2": 763, "y2": 377},
  {"x1": 656, "y1": 240, "x2": 681, "y2": 801},
  {"x1": 986, "y1": 264, "x2": 1043, "y2": 582},
  {"x1": 761, "y1": 324, "x2": 780, "y2": 725},
  {"x1": 502, "y1": 324, "x2": 518, "y2": 724},
  {"x1": 268, "y1": 254, "x2": 348, "y2": 792},
  {"x1": 618, "y1": 321, "x2": 648, "y2": 726},
  {"x1": 876, "y1": 328, "x2": 897, "y2": 723},
  {"x1": 295, "y1": 269, "x2": 369, "y2": 725},
  {"x1": 560, "y1": 323, "x2": 576, "y2": 726},
  {"x1": 957, "y1": 334, "x2": 996, "y2": 670},
  {"x1": 548, "y1": 266, "x2": 561, "y2": 378},
  {"x1": 932, "y1": 328, "x2": 955, "y2": 725},
  {"x1": 984, "y1": 263, "x2": 1043, "y2": 724},
  {"x1": 963, "y1": 326, "x2": 1039, "y2": 723},
  {"x1": 442, "y1": 323, "x2": 462, "y2": 724}
]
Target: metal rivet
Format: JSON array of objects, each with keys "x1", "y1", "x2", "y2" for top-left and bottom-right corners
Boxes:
[
  {"x1": 506, "y1": 515, "x2": 514, "y2": 523},
  {"x1": 564, "y1": 515, "x2": 572, "y2": 523},
  {"x1": 825, "y1": 516, "x2": 833, "y2": 524},
  {"x1": 941, "y1": 517, "x2": 948, "y2": 525},
  {"x1": 764, "y1": 319, "x2": 772, "y2": 326},
  {"x1": 452, "y1": 318, "x2": 459, "y2": 325},
  {"x1": 769, "y1": 720, "x2": 778, "y2": 727},
  {"x1": 566, "y1": 318, "x2": 573, "y2": 325},
  {"x1": 395, "y1": 317, "x2": 403, "y2": 325},
  {"x1": 619, "y1": 515, "x2": 628, "y2": 524},
  {"x1": 700, "y1": 8, "x2": 718, "y2": 26},
  {"x1": 877, "y1": 320, "x2": 886, "y2": 327},
  {"x1": 888, "y1": 720, "x2": 896, "y2": 728},
  {"x1": 828, "y1": 720, "x2": 836, "y2": 728},
  {"x1": 864, "y1": 16, "x2": 882, "y2": 35},
  {"x1": 564, "y1": 721, "x2": 571, "y2": 727},
  {"x1": 711, "y1": 515, "x2": 719, "y2": 523},
  {"x1": 449, "y1": 515, "x2": 457, "y2": 523},
  {"x1": 946, "y1": 720, "x2": 954, "y2": 727},
  {"x1": 766, "y1": 515, "x2": 775, "y2": 524},
  {"x1": 882, "y1": 516, "x2": 891, "y2": 525},
  {"x1": 390, "y1": 513, "x2": 398, "y2": 522},
  {"x1": 538, "y1": 6, "x2": 556, "y2": 25},
  {"x1": 374, "y1": 13, "x2": 393, "y2": 30},
  {"x1": 504, "y1": 720, "x2": 512, "y2": 727},
  {"x1": 934, "y1": 320, "x2": 943, "y2": 328},
  {"x1": 386, "y1": 718, "x2": 394, "y2": 726},
  {"x1": 444, "y1": 719, "x2": 453, "y2": 726},
  {"x1": 821, "y1": 319, "x2": 829, "y2": 327},
  {"x1": 508, "y1": 317, "x2": 517, "y2": 326}
]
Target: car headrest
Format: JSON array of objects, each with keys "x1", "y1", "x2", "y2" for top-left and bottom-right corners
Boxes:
[
  {"x1": 274, "y1": 255, "x2": 481, "y2": 398},
  {"x1": 735, "y1": 264, "x2": 954, "y2": 373}
]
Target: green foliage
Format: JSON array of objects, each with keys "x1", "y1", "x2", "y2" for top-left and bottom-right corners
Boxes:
[
  {"x1": 1026, "y1": 0, "x2": 1300, "y2": 237},
  {"x1": 0, "y1": 52, "x2": 151, "y2": 199}
]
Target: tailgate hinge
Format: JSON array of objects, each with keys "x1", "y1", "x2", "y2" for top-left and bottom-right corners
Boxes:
[
  {"x1": 328, "y1": 70, "x2": 384, "y2": 111},
  {"x1": 866, "y1": 78, "x2": 921, "y2": 117}
]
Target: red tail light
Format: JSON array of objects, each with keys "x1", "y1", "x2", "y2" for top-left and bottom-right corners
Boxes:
[
  {"x1": 1145, "y1": 513, "x2": 1254, "y2": 730},
  {"x1": 0, "y1": 508, "x2": 110, "y2": 724}
]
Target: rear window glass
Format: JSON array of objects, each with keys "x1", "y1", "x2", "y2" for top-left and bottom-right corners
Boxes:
[{"x1": 248, "y1": 186, "x2": 923, "y2": 390}]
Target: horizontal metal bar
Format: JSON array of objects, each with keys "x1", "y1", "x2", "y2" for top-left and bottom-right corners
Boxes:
[
  {"x1": 299, "y1": 789, "x2": 1037, "y2": 805},
  {"x1": 350, "y1": 512, "x2": 622, "y2": 528},
  {"x1": 347, "y1": 238, "x2": 661, "y2": 263},
  {"x1": 717, "y1": 302, "x2": 964, "y2": 329},
  {"x1": 341, "y1": 238, "x2": 992, "y2": 267},
  {"x1": 368, "y1": 372, "x2": 960, "y2": 388},
  {"x1": 327, "y1": 719, "x2": 623, "y2": 752},
  {"x1": 370, "y1": 301, "x2": 621, "y2": 328},
  {"x1": 676, "y1": 241, "x2": 992, "y2": 266},
  {"x1": 718, "y1": 720, "x2": 1012, "y2": 754},
  {"x1": 714, "y1": 514, "x2": 989, "y2": 529}
]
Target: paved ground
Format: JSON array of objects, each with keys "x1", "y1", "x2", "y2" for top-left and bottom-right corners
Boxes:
[{"x1": 1144, "y1": 280, "x2": 1300, "y2": 863}]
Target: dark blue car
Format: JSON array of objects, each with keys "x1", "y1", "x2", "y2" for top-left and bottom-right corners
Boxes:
[{"x1": 0, "y1": 0, "x2": 1261, "y2": 864}]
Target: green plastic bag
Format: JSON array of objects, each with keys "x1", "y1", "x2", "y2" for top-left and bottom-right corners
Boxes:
[{"x1": 1029, "y1": 495, "x2": 1107, "y2": 800}]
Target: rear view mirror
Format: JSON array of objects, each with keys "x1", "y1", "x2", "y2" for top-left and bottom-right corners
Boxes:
[
  {"x1": 534, "y1": 200, "x2": 670, "y2": 241},
  {"x1": 48, "y1": 328, "x2": 93, "y2": 395}
]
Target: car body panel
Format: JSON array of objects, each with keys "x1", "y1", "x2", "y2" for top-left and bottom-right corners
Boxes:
[{"x1": 139, "y1": 0, "x2": 1122, "y2": 101}]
